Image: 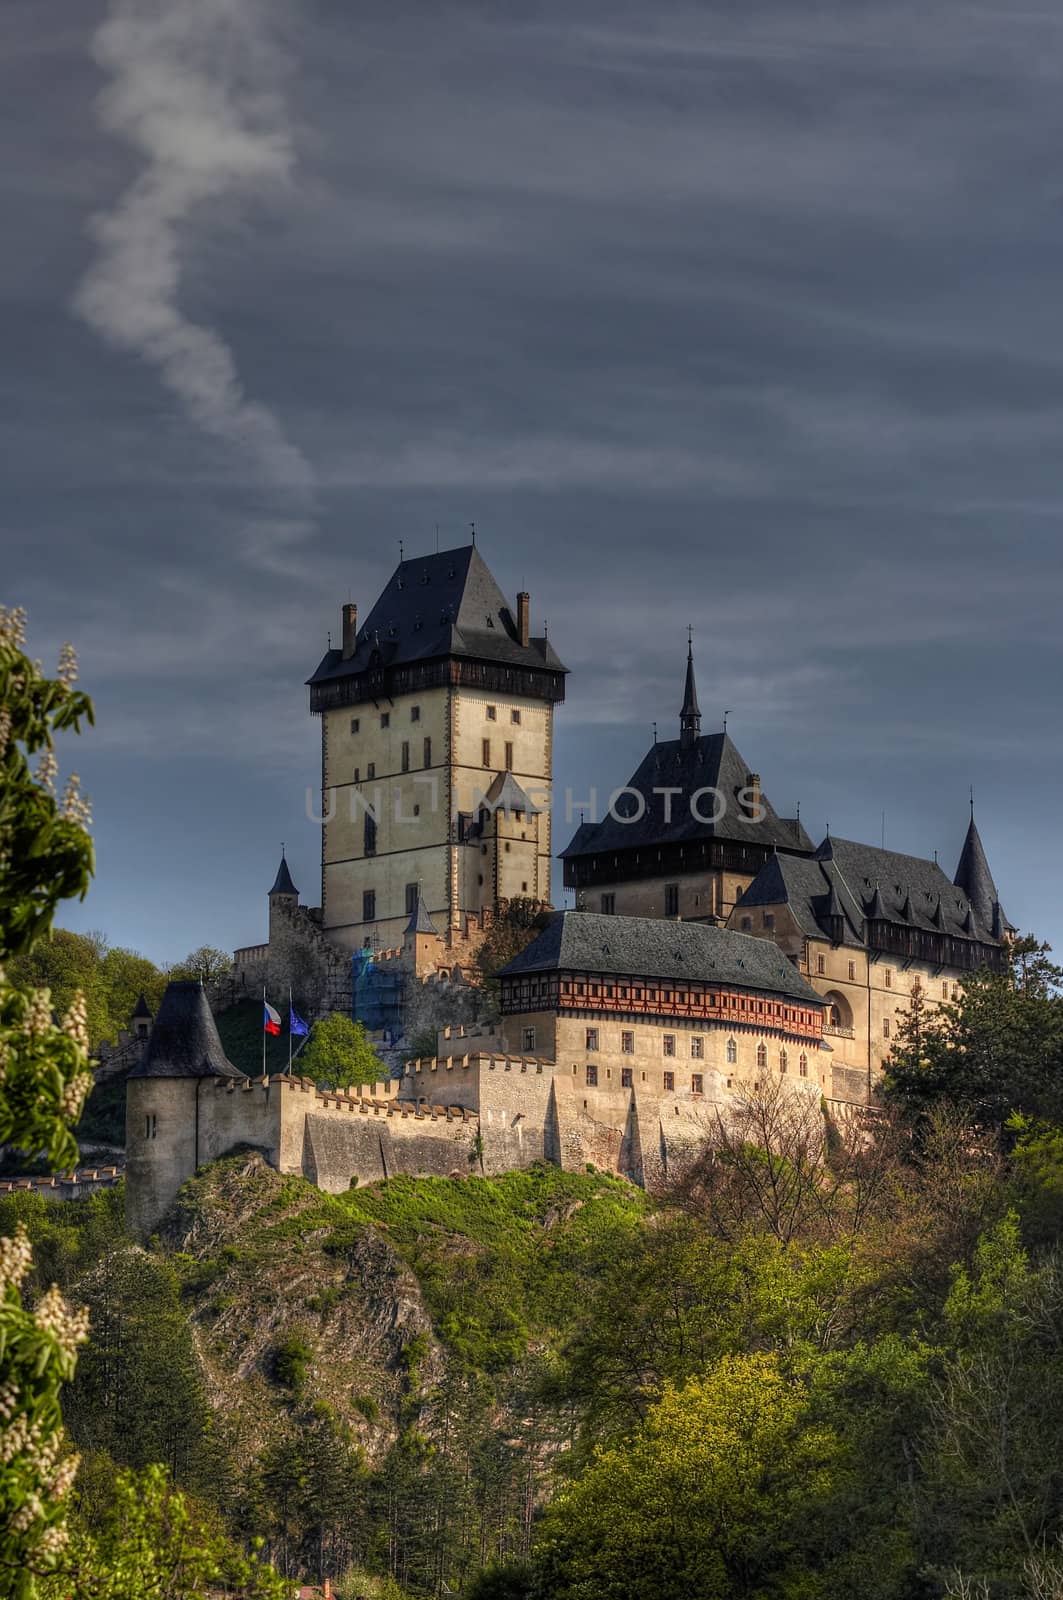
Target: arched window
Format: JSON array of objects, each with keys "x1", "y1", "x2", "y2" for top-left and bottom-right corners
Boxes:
[
  {"x1": 726, "y1": 1038, "x2": 737, "y2": 1064},
  {"x1": 823, "y1": 990, "x2": 853, "y2": 1030},
  {"x1": 779, "y1": 1049, "x2": 788, "y2": 1073},
  {"x1": 756, "y1": 1042, "x2": 767, "y2": 1069},
  {"x1": 799, "y1": 1053, "x2": 808, "y2": 1077}
]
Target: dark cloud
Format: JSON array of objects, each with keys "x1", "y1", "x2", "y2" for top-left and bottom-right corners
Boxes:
[{"x1": 4, "y1": 0, "x2": 1061, "y2": 961}]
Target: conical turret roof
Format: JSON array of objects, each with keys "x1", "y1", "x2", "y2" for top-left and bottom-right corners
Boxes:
[
  {"x1": 128, "y1": 981, "x2": 241, "y2": 1080},
  {"x1": 953, "y1": 816, "x2": 999, "y2": 928},
  {"x1": 131, "y1": 993, "x2": 152, "y2": 1020},
  {"x1": 269, "y1": 852, "x2": 298, "y2": 898},
  {"x1": 405, "y1": 893, "x2": 439, "y2": 936}
]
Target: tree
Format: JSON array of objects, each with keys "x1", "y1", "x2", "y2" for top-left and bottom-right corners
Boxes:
[
  {"x1": 475, "y1": 900, "x2": 546, "y2": 986},
  {"x1": 169, "y1": 945, "x2": 233, "y2": 986},
  {"x1": 300, "y1": 1014, "x2": 388, "y2": 1089},
  {"x1": 534, "y1": 1353, "x2": 841, "y2": 1600},
  {"x1": 39, "y1": 1461, "x2": 288, "y2": 1600},
  {"x1": 885, "y1": 942, "x2": 1063, "y2": 1132},
  {"x1": 0, "y1": 607, "x2": 95, "y2": 1593}
]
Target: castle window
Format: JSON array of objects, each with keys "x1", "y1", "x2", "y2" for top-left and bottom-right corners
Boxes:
[
  {"x1": 350, "y1": 717, "x2": 360, "y2": 734},
  {"x1": 505, "y1": 842, "x2": 511, "y2": 853},
  {"x1": 756, "y1": 1043, "x2": 767, "y2": 1069},
  {"x1": 817, "y1": 954, "x2": 826, "y2": 975},
  {"x1": 353, "y1": 767, "x2": 360, "y2": 783},
  {"x1": 362, "y1": 889, "x2": 376, "y2": 922},
  {"x1": 586, "y1": 1064, "x2": 598, "y2": 1087},
  {"x1": 942, "y1": 981, "x2": 949, "y2": 999},
  {"x1": 764, "y1": 913, "x2": 775, "y2": 931},
  {"x1": 367, "y1": 762, "x2": 376, "y2": 780},
  {"x1": 521, "y1": 881, "x2": 528, "y2": 892},
  {"x1": 482, "y1": 739, "x2": 491, "y2": 767},
  {"x1": 741, "y1": 917, "x2": 752, "y2": 931},
  {"x1": 779, "y1": 1049, "x2": 788, "y2": 1073},
  {"x1": 401, "y1": 741, "x2": 410, "y2": 773},
  {"x1": 885, "y1": 969, "x2": 892, "y2": 989},
  {"x1": 364, "y1": 811, "x2": 377, "y2": 856},
  {"x1": 664, "y1": 884, "x2": 679, "y2": 917},
  {"x1": 621, "y1": 1066, "x2": 633, "y2": 1088},
  {"x1": 486, "y1": 705, "x2": 497, "y2": 721},
  {"x1": 601, "y1": 893, "x2": 615, "y2": 915},
  {"x1": 585, "y1": 1028, "x2": 599, "y2": 1051},
  {"x1": 522, "y1": 1026, "x2": 536, "y2": 1052},
  {"x1": 663, "y1": 1071, "x2": 675, "y2": 1091},
  {"x1": 883, "y1": 1018, "x2": 891, "y2": 1039},
  {"x1": 663, "y1": 1034, "x2": 676, "y2": 1057},
  {"x1": 848, "y1": 960, "x2": 856, "y2": 980},
  {"x1": 423, "y1": 736, "x2": 432, "y2": 766},
  {"x1": 691, "y1": 1073, "x2": 703, "y2": 1095},
  {"x1": 505, "y1": 741, "x2": 514, "y2": 771},
  {"x1": 691, "y1": 1036, "x2": 704, "y2": 1059},
  {"x1": 411, "y1": 705, "x2": 420, "y2": 722},
  {"x1": 621, "y1": 1030, "x2": 635, "y2": 1053},
  {"x1": 381, "y1": 712, "x2": 390, "y2": 728},
  {"x1": 799, "y1": 1053, "x2": 808, "y2": 1077},
  {"x1": 405, "y1": 883, "x2": 418, "y2": 916},
  {"x1": 145, "y1": 1113, "x2": 157, "y2": 1140},
  {"x1": 726, "y1": 1038, "x2": 737, "y2": 1064},
  {"x1": 511, "y1": 708, "x2": 521, "y2": 724}
]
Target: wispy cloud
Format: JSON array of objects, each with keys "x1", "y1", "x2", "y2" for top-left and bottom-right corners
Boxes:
[{"x1": 72, "y1": 0, "x2": 314, "y2": 517}]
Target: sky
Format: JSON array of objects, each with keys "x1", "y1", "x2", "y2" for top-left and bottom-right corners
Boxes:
[{"x1": 5, "y1": 0, "x2": 1062, "y2": 966}]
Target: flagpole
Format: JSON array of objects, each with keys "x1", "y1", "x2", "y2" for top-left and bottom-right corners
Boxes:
[
  {"x1": 288, "y1": 984, "x2": 293, "y2": 1076},
  {"x1": 262, "y1": 983, "x2": 266, "y2": 1079}
]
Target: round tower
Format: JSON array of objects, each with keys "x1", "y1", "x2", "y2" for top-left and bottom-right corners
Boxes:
[{"x1": 125, "y1": 980, "x2": 241, "y2": 1239}]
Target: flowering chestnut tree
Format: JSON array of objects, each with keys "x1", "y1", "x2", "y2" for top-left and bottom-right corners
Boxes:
[{"x1": 0, "y1": 605, "x2": 95, "y2": 1596}]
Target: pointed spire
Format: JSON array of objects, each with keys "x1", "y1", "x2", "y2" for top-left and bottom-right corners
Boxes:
[
  {"x1": 269, "y1": 848, "x2": 298, "y2": 899},
  {"x1": 953, "y1": 813, "x2": 999, "y2": 928},
  {"x1": 901, "y1": 888, "x2": 915, "y2": 923},
  {"x1": 865, "y1": 882, "x2": 887, "y2": 921},
  {"x1": 679, "y1": 630, "x2": 701, "y2": 750},
  {"x1": 405, "y1": 892, "x2": 439, "y2": 937}
]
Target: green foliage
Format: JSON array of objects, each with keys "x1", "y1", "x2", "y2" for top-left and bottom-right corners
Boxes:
[
  {"x1": 8, "y1": 928, "x2": 167, "y2": 1053},
  {"x1": 405, "y1": 1027, "x2": 439, "y2": 1061},
  {"x1": 38, "y1": 1460, "x2": 288, "y2": 1599},
  {"x1": 537, "y1": 1354, "x2": 841, "y2": 1600},
  {"x1": 0, "y1": 608, "x2": 97, "y2": 1593},
  {"x1": 271, "y1": 1335, "x2": 313, "y2": 1393},
  {"x1": 300, "y1": 1013, "x2": 388, "y2": 1089}
]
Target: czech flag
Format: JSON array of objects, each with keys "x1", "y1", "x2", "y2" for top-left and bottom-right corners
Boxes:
[{"x1": 263, "y1": 1000, "x2": 282, "y2": 1037}]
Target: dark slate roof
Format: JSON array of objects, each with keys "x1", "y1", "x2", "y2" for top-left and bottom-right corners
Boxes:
[
  {"x1": 307, "y1": 546, "x2": 567, "y2": 685},
  {"x1": 127, "y1": 981, "x2": 242, "y2": 1079},
  {"x1": 738, "y1": 834, "x2": 1008, "y2": 949},
  {"x1": 559, "y1": 731, "x2": 813, "y2": 858},
  {"x1": 953, "y1": 818, "x2": 1002, "y2": 929},
  {"x1": 131, "y1": 993, "x2": 152, "y2": 1020},
  {"x1": 499, "y1": 910, "x2": 826, "y2": 1005},
  {"x1": 269, "y1": 853, "x2": 298, "y2": 897},
  {"x1": 405, "y1": 893, "x2": 439, "y2": 936}
]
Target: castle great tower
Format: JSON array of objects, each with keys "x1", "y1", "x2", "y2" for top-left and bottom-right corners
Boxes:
[{"x1": 307, "y1": 544, "x2": 567, "y2": 951}]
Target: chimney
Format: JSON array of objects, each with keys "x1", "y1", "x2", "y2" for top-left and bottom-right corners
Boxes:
[
  {"x1": 516, "y1": 591, "x2": 530, "y2": 648},
  {"x1": 341, "y1": 602, "x2": 357, "y2": 661},
  {"x1": 744, "y1": 773, "x2": 761, "y2": 817}
]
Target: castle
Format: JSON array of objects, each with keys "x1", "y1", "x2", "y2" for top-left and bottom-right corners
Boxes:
[{"x1": 126, "y1": 538, "x2": 1015, "y2": 1234}]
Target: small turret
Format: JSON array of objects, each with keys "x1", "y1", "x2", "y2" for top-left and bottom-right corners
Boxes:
[
  {"x1": 953, "y1": 812, "x2": 1000, "y2": 932},
  {"x1": 269, "y1": 850, "x2": 298, "y2": 901}
]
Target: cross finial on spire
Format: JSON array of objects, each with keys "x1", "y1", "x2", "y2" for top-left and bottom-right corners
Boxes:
[
  {"x1": 652, "y1": 720, "x2": 658, "y2": 744},
  {"x1": 399, "y1": 538, "x2": 404, "y2": 562},
  {"x1": 723, "y1": 709, "x2": 731, "y2": 732},
  {"x1": 970, "y1": 784, "x2": 975, "y2": 818},
  {"x1": 680, "y1": 636, "x2": 701, "y2": 748},
  {"x1": 470, "y1": 521, "x2": 476, "y2": 545}
]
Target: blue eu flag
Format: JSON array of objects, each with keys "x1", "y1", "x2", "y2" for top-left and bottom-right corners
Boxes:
[{"x1": 290, "y1": 1007, "x2": 310, "y2": 1037}]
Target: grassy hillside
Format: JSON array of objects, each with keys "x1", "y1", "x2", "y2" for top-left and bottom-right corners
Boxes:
[{"x1": 215, "y1": 997, "x2": 305, "y2": 1076}]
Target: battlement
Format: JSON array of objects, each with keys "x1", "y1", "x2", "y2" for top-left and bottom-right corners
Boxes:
[{"x1": 0, "y1": 1166, "x2": 122, "y2": 1202}]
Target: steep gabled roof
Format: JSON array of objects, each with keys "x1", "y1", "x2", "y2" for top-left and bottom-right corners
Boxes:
[
  {"x1": 499, "y1": 910, "x2": 825, "y2": 1005},
  {"x1": 307, "y1": 545, "x2": 567, "y2": 686},
  {"x1": 480, "y1": 770, "x2": 542, "y2": 817},
  {"x1": 559, "y1": 731, "x2": 813, "y2": 858},
  {"x1": 128, "y1": 981, "x2": 242, "y2": 1080}
]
